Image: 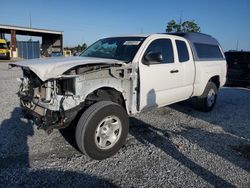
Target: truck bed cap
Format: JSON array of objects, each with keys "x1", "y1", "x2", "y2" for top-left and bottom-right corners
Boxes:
[{"x1": 166, "y1": 32, "x2": 224, "y2": 61}]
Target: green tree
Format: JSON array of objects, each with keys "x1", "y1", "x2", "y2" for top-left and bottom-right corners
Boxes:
[
  {"x1": 74, "y1": 43, "x2": 87, "y2": 53},
  {"x1": 81, "y1": 43, "x2": 87, "y2": 51},
  {"x1": 166, "y1": 19, "x2": 200, "y2": 33}
]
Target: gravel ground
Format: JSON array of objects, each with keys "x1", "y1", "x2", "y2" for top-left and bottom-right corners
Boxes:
[{"x1": 0, "y1": 62, "x2": 249, "y2": 188}]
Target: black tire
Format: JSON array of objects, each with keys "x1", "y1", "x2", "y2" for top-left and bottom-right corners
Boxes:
[
  {"x1": 75, "y1": 101, "x2": 129, "y2": 160},
  {"x1": 195, "y1": 82, "x2": 218, "y2": 112}
]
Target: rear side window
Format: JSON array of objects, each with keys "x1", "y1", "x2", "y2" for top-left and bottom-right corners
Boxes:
[
  {"x1": 144, "y1": 39, "x2": 174, "y2": 64},
  {"x1": 176, "y1": 40, "x2": 189, "y2": 62},
  {"x1": 194, "y1": 43, "x2": 223, "y2": 59}
]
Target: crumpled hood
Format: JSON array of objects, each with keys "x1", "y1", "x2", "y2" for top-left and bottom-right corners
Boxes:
[{"x1": 10, "y1": 56, "x2": 124, "y2": 81}]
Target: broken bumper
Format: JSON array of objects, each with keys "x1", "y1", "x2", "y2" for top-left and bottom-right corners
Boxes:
[{"x1": 20, "y1": 98, "x2": 79, "y2": 130}]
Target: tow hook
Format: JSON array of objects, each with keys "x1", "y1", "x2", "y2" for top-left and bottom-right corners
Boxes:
[
  {"x1": 45, "y1": 128, "x2": 53, "y2": 135},
  {"x1": 37, "y1": 121, "x2": 54, "y2": 135},
  {"x1": 37, "y1": 124, "x2": 53, "y2": 135}
]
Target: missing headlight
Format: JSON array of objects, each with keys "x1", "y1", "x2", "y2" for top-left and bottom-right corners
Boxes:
[{"x1": 58, "y1": 78, "x2": 76, "y2": 95}]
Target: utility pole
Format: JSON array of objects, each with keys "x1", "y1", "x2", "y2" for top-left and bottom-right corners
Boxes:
[
  {"x1": 236, "y1": 40, "x2": 239, "y2": 51},
  {"x1": 179, "y1": 10, "x2": 183, "y2": 25},
  {"x1": 178, "y1": 10, "x2": 183, "y2": 32},
  {"x1": 140, "y1": 27, "x2": 144, "y2": 34},
  {"x1": 29, "y1": 13, "x2": 32, "y2": 28},
  {"x1": 29, "y1": 12, "x2": 32, "y2": 40}
]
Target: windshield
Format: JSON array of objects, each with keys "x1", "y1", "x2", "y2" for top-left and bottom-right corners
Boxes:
[
  {"x1": 80, "y1": 37, "x2": 145, "y2": 62},
  {"x1": 0, "y1": 43, "x2": 7, "y2": 49}
]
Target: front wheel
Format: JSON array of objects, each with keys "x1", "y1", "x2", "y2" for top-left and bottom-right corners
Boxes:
[
  {"x1": 75, "y1": 101, "x2": 129, "y2": 160},
  {"x1": 195, "y1": 82, "x2": 218, "y2": 112}
]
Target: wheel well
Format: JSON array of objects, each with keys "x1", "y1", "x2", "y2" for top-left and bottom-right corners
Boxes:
[
  {"x1": 85, "y1": 87, "x2": 126, "y2": 110},
  {"x1": 70, "y1": 87, "x2": 127, "y2": 128},
  {"x1": 210, "y1": 76, "x2": 220, "y2": 88}
]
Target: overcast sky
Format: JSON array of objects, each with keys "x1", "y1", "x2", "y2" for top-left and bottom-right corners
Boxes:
[{"x1": 2, "y1": 0, "x2": 250, "y2": 51}]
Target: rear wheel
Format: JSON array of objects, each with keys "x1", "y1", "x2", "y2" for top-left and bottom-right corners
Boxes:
[
  {"x1": 195, "y1": 82, "x2": 218, "y2": 112},
  {"x1": 75, "y1": 101, "x2": 129, "y2": 160}
]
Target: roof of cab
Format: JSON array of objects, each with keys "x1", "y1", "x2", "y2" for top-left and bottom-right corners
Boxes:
[
  {"x1": 167, "y1": 32, "x2": 220, "y2": 46},
  {"x1": 101, "y1": 32, "x2": 225, "y2": 61},
  {"x1": 108, "y1": 32, "x2": 220, "y2": 45},
  {"x1": 166, "y1": 32, "x2": 224, "y2": 61}
]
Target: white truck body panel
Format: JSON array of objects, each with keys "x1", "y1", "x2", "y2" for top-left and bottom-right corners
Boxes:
[
  {"x1": 192, "y1": 60, "x2": 227, "y2": 96},
  {"x1": 134, "y1": 34, "x2": 195, "y2": 110}
]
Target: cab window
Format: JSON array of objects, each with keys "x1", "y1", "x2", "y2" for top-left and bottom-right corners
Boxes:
[
  {"x1": 194, "y1": 43, "x2": 224, "y2": 59},
  {"x1": 144, "y1": 39, "x2": 174, "y2": 64},
  {"x1": 176, "y1": 40, "x2": 189, "y2": 62}
]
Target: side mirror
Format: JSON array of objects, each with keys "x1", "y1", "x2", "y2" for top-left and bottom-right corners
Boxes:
[{"x1": 144, "y1": 52, "x2": 163, "y2": 65}]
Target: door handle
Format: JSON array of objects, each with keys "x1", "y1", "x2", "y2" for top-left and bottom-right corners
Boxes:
[{"x1": 170, "y1": 69, "x2": 179, "y2": 73}]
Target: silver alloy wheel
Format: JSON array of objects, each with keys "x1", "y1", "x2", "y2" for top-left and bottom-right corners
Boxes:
[
  {"x1": 207, "y1": 89, "x2": 216, "y2": 107},
  {"x1": 95, "y1": 115, "x2": 122, "y2": 150}
]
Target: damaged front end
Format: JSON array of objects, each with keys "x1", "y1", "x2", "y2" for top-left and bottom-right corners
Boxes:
[
  {"x1": 19, "y1": 68, "x2": 81, "y2": 131},
  {"x1": 10, "y1": 56, "x2": 136, "y2": 133}
]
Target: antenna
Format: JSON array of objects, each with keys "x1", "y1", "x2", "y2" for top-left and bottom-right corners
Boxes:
[{"x1": 236, "y1": 40, "x2": 239, "y2": 51}]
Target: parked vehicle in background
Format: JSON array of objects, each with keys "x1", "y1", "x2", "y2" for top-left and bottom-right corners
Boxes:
[
  {"x1": 51, "y1": 52, "x2": 63, "y2": 57},
  {"x1": 10, "y1": 32, "x2": 227, "y2": 160},
  {"x1": 0, "y1": 39, "x2": 10, "y2": 60},
  {"x1": 225, "y1": 51, "x2": 250, "y2": 86},
  {"x1": 63, "y1": 50, "x2": 72, "y2": 56}
]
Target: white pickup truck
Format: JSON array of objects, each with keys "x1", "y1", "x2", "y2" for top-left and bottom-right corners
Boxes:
[{"x1": 10, "y1": 32, "x2": 227, "y2": 160}]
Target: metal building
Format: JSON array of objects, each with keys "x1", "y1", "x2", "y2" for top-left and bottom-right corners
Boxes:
[{"x1": 0, "y1": 24, "x2": 63, "y2": 58}]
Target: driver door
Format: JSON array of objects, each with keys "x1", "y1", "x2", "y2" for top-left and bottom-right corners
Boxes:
[{"x1": 139, "y1": 38, "x2": 186, "y2": 110}]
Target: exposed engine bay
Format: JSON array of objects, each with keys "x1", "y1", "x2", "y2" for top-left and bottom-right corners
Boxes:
[{"x1": 13, "y1": 60, "x2": 137, "y2": 131}]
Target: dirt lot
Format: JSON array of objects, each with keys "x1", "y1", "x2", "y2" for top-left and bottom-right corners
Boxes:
[{"x1": 0, "y1": 63, "x2": 249, "y2": 187}]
